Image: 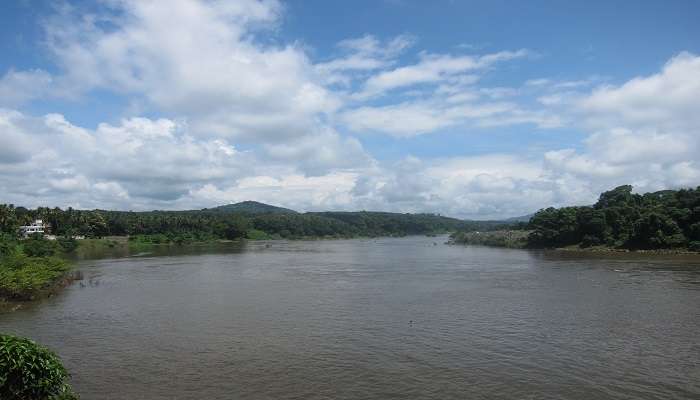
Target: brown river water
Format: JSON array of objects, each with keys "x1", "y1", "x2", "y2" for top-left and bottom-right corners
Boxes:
[{"x1": 1, "y1": 236, "x2": 699, "y2": 399}]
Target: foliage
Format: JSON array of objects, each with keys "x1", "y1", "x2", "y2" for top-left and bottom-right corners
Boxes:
[
  {"x1": 206, "y1": 201, "x2": 297, "y2": 215},
  {"x1": 245, "y1": 229, "x2": 275, "y2": 240},
  {"x1": 0, "y1": 334, "x2": 78, "y2": 400},
  {"x1": 0, "y1": 234, "x2": 19, "y2": 258},
  {"x1": 0, "y1": 254, "x2": 70, "y2": 300},
  {"x1": 527, "y1": 185, "x2": 700, "y2": 250},
  {"x1": 450, "y1": 230, "x2": 530, "y2": 248},
  {"x1": 56, "y1": 237, "x2": 79, "y2": 253},
  {"x1": 21, "y1": 235, "x2": 60, "y2": 258},
  {"x1": 0, "y1": 203, "x2": 505, "y2": 244}
]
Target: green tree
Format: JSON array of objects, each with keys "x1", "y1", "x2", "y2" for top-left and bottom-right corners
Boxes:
[
  {"x1": 0, "y1": 334, "x2": 78, "y2": 400},
  {"x1": 629, "y1": 212, "x2": 687, "y2": 249}
]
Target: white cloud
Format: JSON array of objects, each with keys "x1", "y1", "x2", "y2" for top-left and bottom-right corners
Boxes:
[
  {"x1": 341, "y1": 98, "x2": 561, "y2": 137},
  {"x1": 263, "y1": 128, "x2": 373, "y2": 175},
  {"x1": 580, "y1": 52, "x2": 700, "y2": 132},
  {"x1": 0, "y1": 70, "x2": 53, "y2": 107},
  {"x1": 188, "y1": 172, "x2": 358, "y2": 211},
  {"x1": 341, "y1": 101, "x2": 515, "y2": 137},
  {"x1": 0, "y1": 110, "x2": 253, "y2": 207},
  {"x1": 358, "y1": 49, "x2": 529, "y2": 98},
  {"x1": 44, "y1": 0, "x2": 337, "y2": 141},
  {"x1": 540, "y1": 52, "x2": 700, "y2": 197},
  {"x1": 315, "y1": 34, "x2": 414, "y2": 83}
]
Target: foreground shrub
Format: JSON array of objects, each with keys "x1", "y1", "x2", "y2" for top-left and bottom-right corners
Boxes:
[{"x1": 0, "y1": 334, "x2": 78, "y2": 399}]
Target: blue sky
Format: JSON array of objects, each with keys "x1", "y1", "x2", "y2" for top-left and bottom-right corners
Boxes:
[{"x1": 1, "y1": 0, "x2": 699, "y2": 218}]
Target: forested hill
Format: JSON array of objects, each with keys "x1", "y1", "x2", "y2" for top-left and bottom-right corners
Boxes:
[
  {"x1": 0, "y1": 203, "x2": 506, "y2": 242},
  {"x1": 204, "y1": 201, "x2": 298, "y2": 214},
  {"x1": 528, "y1": 185, "x2": 700, "y2": 251}
]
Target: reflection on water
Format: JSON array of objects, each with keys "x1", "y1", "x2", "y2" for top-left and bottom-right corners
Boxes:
[{"x1": 1, "y1": 236, "x2": 699, "y2": 399}]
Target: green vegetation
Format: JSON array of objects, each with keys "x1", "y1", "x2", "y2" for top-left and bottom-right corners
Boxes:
[
  {"x1": 451, "y1": 185, "x2": 700, "y2": 252},
  {"x1": 528, "y1": 185, "x2": 700, "y2": 250},
  {"x1": 0, "y1": 334, "x2": 78, "y2": 399},
  {"x1": 205, "y1": 200, "x2": 298, "y2": 215},
  {"x1": 450, "y1": 230, "x2": 531, "y2": 248},
  {"x1": 0, "y1": 203, "x2": 505, "y2": 244},
  {"x1": 0, "y1": 254, "x2": 70, "y2": 300},
  {"x1": 0, "y1": 235, "x2": 73, "y2": 301}
]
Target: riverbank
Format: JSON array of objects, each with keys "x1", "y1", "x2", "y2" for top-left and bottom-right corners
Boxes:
[{"x1": 554, "y1": 244, "x2": 700, "y2": 255}]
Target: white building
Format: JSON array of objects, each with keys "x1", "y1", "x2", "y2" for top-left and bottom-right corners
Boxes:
[{"x1": 20, "y1": 219, "x2": 47, "y2": 238}]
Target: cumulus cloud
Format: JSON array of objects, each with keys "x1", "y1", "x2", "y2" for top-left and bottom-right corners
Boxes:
[
  {"x1": 1, "y1": 107, "x2": 557, "y2": 218},
  {"x1": 0, "y1": 110, "x2": 252, "y2": 208},
  {"x1": 580, "y1": 52, "x2": 700, "y2": 132},
  {"x1": 44, "y1": 0, "x2": 337, "y2": 141},
  {"x1": 345, "y1": 155, "x2": 556, "y2": 219},
  {"x1": 541, "y1": 52, "x2": 700, "y2": 197},
  {"x1": 263, "y1": 128, "x2": 373, "y2": 175}
]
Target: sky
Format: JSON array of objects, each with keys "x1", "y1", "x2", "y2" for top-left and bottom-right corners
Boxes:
[{"x1": 0, "y1": 0, "x2": 699, "y2": 219}]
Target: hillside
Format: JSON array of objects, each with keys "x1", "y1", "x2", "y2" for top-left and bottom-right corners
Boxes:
[
  {"x1": 205, "y1": 201, "x2": 297, "y2": 215},
  {"x1": 503, "y1": 213, "x2": 534, "y2": 223}
]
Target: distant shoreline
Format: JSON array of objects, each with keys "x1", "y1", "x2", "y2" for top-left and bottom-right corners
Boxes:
[{"x1": 449, "y1": 230, "x2": 700, "y2": 256}]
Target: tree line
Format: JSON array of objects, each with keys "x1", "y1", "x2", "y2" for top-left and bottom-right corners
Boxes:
[
  {"x1": 527, "y1": 185, "x2": 700, "y2": 250},
  {"x1": 0, "y1": 204, "x2": 504, "y2": 243}
]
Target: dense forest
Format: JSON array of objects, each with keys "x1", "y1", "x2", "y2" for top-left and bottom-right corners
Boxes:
[
  {"x1": 527, "y1": 185, "x2": 700, "y2": 251},
  {"x1": 0, "y1": 203, "x2": 504, "y2": 243},
  {"x1": 452, "y1": 185, "x2": 700, "y2": 251}
]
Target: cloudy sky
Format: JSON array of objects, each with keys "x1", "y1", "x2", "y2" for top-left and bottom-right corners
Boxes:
[{"x1": 1, "y1": 0, "x2": 699, "y2": 219}]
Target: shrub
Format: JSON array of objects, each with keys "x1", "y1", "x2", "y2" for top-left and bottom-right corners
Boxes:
[
  {"x1": 246, "y1": 229, "x2": 273, "y2": 240},
  {"x1": 0, "y1": 255, "x2": 70, "y2": 299},
  {"x1": 21, "y1": 236, "x2": 59, "y2": 258},
  {"x1": 57, "y1": 237, "x2": 79, "y2": 253},
  {"x1": 0, "y1": 234, "x2": 19, "y2": 258},
  {"x1": 0, "y1": 334, "x2": 78, "y2": 399}
]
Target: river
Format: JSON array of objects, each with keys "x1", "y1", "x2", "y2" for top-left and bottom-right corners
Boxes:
[{"x1": 1, "y1": 236, "x2": 699, "y2": 399}]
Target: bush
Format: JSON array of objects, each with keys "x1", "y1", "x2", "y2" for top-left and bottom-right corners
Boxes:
[
  {"x1": 57, "y1": 237, "x2": 79, "y2": 253},
  {"x1": 0, "y1": 254, "x2": 70, "y2": 299},
  {"x1": 581, "y1": 234, "x2": 601, "y2": 248},
  {"x1": 246, "y1": 229, "x2": 273, "y2": 240},
  {"x1": 0, "y1": 334, "x2": 78, "y2": 399},
  {"x1": 21, "y1": 236, "x2": 59, "y2": 258},
  {"x1": 0, "y1": 234, "x2": 19, "y2": 258}
]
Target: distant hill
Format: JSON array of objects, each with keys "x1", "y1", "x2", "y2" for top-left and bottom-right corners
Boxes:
[
  {"x1": 503, "y1": 213, "x2": 534, "y2": 223},
  {"x1": 205, "y1": 201, "x2": 298, "y2": 214}
]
